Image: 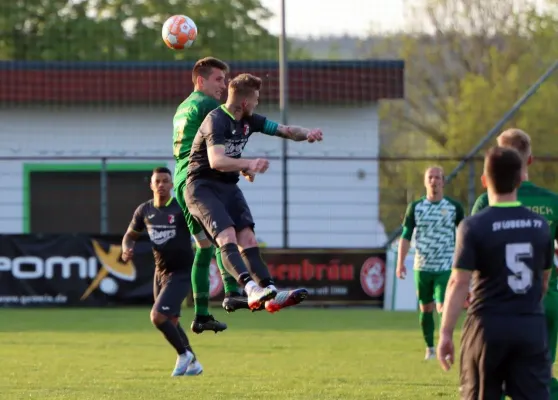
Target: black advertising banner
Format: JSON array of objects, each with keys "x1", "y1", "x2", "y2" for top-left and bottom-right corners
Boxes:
[
  {"x1": 0, "y1": 235, "x2": 386, "y2": 308},
  {"x1": 208, "y1": 249, "x2": 386, "y2": 307},
  {"x1": 0, "y1": 234, "x2": 155, "y2": 307}
]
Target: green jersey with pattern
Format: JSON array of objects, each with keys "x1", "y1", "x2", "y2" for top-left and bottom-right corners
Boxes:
[
  {"x1": 172, "y1": 91, "x2": 220, "y2": 190},
  {"x1": 471, "y1": 181, "x2": 558, "y2": 293},
  {"x1": 401, "y1": 196, "x2": 465, "y2": 272}
]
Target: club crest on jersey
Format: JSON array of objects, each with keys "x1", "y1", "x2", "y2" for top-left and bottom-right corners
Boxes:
[
  {"x1": 243, "y1": 124, "x2": 250, "y2": 136},
  {"x1": 168, "y1": 214, "x2": 175, "y2": 224}
]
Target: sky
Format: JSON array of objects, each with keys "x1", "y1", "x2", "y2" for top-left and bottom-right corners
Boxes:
[{"x1": 259, "y1": 0, "x2": 407, "y2": 38}]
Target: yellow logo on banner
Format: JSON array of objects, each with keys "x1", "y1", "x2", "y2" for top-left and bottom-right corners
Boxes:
[{"x1": 80, "y1": 240, "x2": 136, "y2": 301}]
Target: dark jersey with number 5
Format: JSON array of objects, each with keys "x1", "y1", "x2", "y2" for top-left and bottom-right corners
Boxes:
[{"x1": 454, "y1": 204, "x2": 553, "y2": 316}]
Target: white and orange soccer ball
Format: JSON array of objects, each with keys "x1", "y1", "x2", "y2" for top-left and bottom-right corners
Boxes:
[{"x1": 162, "y1": 15, "x2": 198, "y2": 50}]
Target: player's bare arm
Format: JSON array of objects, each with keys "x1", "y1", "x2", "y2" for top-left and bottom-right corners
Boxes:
[
  {"x1": 276, "y1": 124, "x2": 323, "y2": 142},
  {"x1": 122, "y1": 227, "x2": 141, "y2": 261},
  {"x1": 438, "y1": 268, "x2": 472, "y2": 371},
  {"x1": 207, "y1": 145, "x2": 268, "y2": 174},
  {"x1": 396, "y1": 238, "x2": 411, "y2": 279}
]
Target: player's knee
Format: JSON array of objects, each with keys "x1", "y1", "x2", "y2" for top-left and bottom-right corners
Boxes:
[
  {"x1": 237, "y1": 227, "x2": 257, "y2": 250},
  {"x1": 150, "y1": 309, "x2": 168, "y2": 326},
  {"x1": 215, "y1": 227, "x2": 237, "y2": 247},
  {"x1": 420, "y1": 302, "x2": 435, "y2": 312},
  {"x1": 194, "y1": 237, "x2": 213, "y2": 249},
  {"x1": 436, "y1": 303, "x2": 444, "y2": 313}
]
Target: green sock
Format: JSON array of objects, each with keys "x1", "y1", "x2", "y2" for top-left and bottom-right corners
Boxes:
[
  {"x1": 215, "y1": 249, "x2": 241, "y2": 295},
  {"x1": 419, "y1": 311, "x2": 435, "y2": 348},
  {"x1": 192, "y1": 246, "x2": 213, "y2": 317}
]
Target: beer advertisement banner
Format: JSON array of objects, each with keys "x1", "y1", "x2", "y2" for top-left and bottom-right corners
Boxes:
[
  {"x1": 209, "y1": 249, "x2": 386, "y2": 306},
  {"x1": 0, "y1": 235, "x2": 386, "y2": 308}
]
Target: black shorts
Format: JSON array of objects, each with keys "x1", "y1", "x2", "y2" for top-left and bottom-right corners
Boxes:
[
  {"x1": 185, "y1": 178, "x2": 255, "y2": 243},
  {"x1": 460, "y1": 314, "x2": 551, "y2": 400},
  {"x1": 153, "y1": 271, "x2": 191, "y2": 317}
]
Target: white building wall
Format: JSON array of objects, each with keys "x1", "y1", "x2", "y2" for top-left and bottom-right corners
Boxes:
[{"x1": 0, "y1": 105, "x2": 386, "y2": 247}]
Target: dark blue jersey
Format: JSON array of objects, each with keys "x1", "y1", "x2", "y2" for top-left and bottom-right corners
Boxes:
[
  {"x1": 454, "y1": 204, "x2": 553, "y2": 316},
  {"x1": 129, "y1": 198, "x2": 193, "y2": 273},
  {"x1": 187, "y1": 105, "x2": 273, "y2": 184}
]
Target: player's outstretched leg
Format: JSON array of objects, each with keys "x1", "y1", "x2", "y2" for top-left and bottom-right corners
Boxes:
[
  {"x1": 237, "y1": 228, "x2": 308, "y2": 313},
  {"x1": 218, "y1": 229, "x2": 277, "y2": 310},
  {"x1": 151, "y1": 310, "x2": 194, "y2": 376},
  {"x1": 190, "y1": 242, "x2": 228, "y2": 334},
  {"x1": 216, "y1": 249, "x2": 250, "y2": 313}
]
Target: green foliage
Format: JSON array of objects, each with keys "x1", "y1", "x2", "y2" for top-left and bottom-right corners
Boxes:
[
  {"x1": 0, "y1": 0, "x2": 309, "y2": 61},
  {"x1": 375, "y1": 0, "x2": 558, "y2": 234}
]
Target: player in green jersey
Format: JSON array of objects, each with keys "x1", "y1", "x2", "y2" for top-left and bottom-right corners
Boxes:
[
  {"x1": 396, "y1": 166, "x2": 465, "y2": 360},
  {"x1": 173, "y1": 57, "x2": 248, "y2": 334},
  {"x1": 472, "y1": 128, "x2": 558, "y2": 400}
]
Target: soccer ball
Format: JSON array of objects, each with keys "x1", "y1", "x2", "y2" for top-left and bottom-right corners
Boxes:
[{"x1": 162, "y1": 15, "x2": 198, "y2": 50}]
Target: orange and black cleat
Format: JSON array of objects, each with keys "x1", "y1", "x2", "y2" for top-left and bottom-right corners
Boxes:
[{"x1": 265, "y1": 288, "x2": 309, "y2": 313}]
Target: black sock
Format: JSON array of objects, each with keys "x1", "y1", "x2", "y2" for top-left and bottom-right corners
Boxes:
[
  {"x1": 219, "y1": 243, "x2": 252, "y2": 286},
  {"x1": 241, "y1": 247, "x2": 273, "y2": 287},
  {"x1": 176, "y1": 323, "x2": 196, "y2": 361},
  {"x1": 155, "y1": 320, "x2": 186, "y2": 355}
]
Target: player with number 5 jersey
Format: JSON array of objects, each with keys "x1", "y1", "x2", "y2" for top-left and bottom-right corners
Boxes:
[
  {"x1": 396, "y1": 166, "x2": 465, "y2": 360},
  {"x1": 472, "y1": 129, "x2": 558, "y2": 400}
]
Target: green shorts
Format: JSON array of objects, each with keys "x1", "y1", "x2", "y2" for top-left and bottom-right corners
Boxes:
[
  {"x1": 175, "y1": 180, "x2": 206, "y2": 240},
  {"x1": 414, "y1": 270, "x2": 451, "y2": 305}
]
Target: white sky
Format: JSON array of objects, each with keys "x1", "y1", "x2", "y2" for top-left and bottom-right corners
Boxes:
[
  {"x1": 259, "y1": 0, "x2": 551, "y2": 37},
  {"x1": 260, "y1": 0, "x2": 407, "y2": 37}
]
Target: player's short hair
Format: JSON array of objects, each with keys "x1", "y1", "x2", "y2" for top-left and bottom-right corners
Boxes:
[
  {"x1": 228, "y1": 73, "x2": 262, "y2": 98},
  {"x1": 484, "y1": 146, "x2": 523, "y2": 194},
  {"x1": 496, "y1": 128, "x2": 531, "y2": 162},
  {"x1": 152, "y1": 167, "x2": 172, "y2": 177},
  {"x1": 425, "y1": 165, "x2": 444, "y2": 178},
  {"x1": 192, "y1": 57, "x2": 229, "y2": 84}
]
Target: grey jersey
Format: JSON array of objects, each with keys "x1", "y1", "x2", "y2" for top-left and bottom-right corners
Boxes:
[
  {"x1": 129, "y1": 198, "x2": 193, "y2": 273},
  {"x1": 454, "y1": 205, "x2": 553, "y2": 316}
]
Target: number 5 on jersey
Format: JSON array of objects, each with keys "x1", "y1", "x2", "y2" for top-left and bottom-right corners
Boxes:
[{"x1": 506, "y1": 243, "x2": 534, "y2": 294}]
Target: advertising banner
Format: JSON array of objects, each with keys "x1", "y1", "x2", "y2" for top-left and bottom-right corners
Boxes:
[{"x1": 0, "y1": 235, "x2": 386, "y2": 308}]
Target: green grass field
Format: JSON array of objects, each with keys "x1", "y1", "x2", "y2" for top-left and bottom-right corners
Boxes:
[{"x1": 0, "y1": 308, "x2": 466, "y2": 399}]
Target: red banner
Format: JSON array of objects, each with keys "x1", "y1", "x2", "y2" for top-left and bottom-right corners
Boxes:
[{"x1": 209, "y1": 249, "x2": 386, "y2": 307}]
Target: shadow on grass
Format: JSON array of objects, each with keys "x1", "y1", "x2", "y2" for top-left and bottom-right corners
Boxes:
[{"x1": 0, "y1": 308, "x2": 424, "y2": 333}]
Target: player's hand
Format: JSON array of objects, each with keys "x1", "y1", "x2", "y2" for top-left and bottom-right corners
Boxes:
[
  {"x1": 306, "y1": 128, "x2": 323, "y2": 143},
  {"x1": 122, "y1": 248, "x2": 134, "y2": 262},
  {"x1": 437, "y1": 334, "x2": 454, "y2": 372},
  {"x1": 396, "y1": 264, "x2": 407, "y2": 279},
  {"x1": 248, "y1": 158, "x2": 269, "y2": 174},
  {"x1": 241, "y1": 170, "x2": 255, "y2": 183}
]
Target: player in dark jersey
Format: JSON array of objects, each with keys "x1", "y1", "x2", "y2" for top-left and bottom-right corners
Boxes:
[
  {"x1": 186, "y1": 73, "x2": 323, "y2": 311},
  {"x1": 173, "y1": 57, "x2": 246, "y2": 336},
  {"x1": 471, "y1": 128, "x2": 558, "y2": 400},
  {"x1": 438, "y1": 147, "x2": 553, "y2": 399},
  {"x1": 121, "y1": 167, "x2": 201, "y2": 377}
]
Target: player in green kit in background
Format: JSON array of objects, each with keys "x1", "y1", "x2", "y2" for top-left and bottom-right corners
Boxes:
[
  {"x1": 472, "y1": 128, "x2": 558, "y2": 400},
  {"x1": 396, "y1": 166, "x2": 465, "y2": 360},
  {"x1": 173, "y1": 57, "x2": 249, "y2": 334}
]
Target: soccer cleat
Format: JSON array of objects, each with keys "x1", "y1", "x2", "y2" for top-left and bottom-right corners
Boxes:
[
  {"x1": 190, "y1": 315, "x2": 228, "y2": 334},
  {"x1": 247, "y1": 286, "x2": 277, "y2": 310},
  {"x1": 424, "y1": 347, "x2": 436, "y2": 361},
  {"x1": 265, "y1": 288, "x2": 309, "y2": 313},
  {"x1": 171, "y1": 351, "x2": 194, "y2": 377},
  {"x1": 222, "y1": 295, "x2": 250, "y2": 313},
  {"x1": 185, "y1": 360, "x2": 203, "y2": 376}
]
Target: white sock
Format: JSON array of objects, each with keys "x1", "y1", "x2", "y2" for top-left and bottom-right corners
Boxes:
[{"x1": 245, "y1": 280, "x2": 258, "y2": 294}]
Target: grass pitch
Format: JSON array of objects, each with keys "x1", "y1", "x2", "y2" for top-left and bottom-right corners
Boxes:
[{"x1": 0, "y1": 308, "x2": 466, "y2": 399}]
